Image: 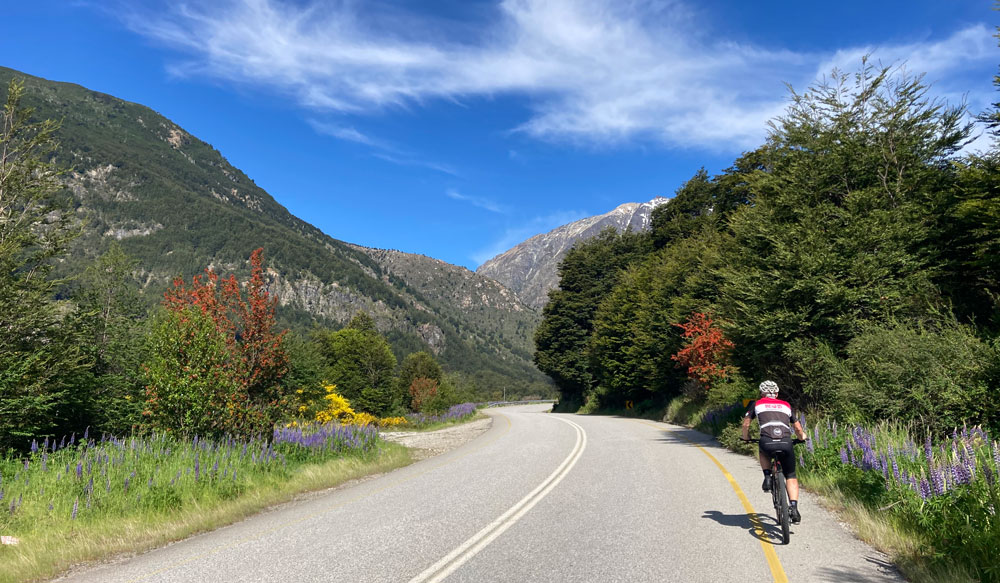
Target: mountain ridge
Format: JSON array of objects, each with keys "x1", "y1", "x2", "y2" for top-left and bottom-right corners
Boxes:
[{"x1": 477, "y1": 197, "x2": 669, "y2": 308}]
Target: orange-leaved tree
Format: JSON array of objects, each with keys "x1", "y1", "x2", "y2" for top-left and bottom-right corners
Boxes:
[
  {"x1": 409, "y1": 377, "x2": 439, "y2": 413},
  {"x1": 671, "y1": 311, "x2": 735, "y2": 392},
  {"x1": 144, "y1": 248, "x2": 288, "y2": 436}
]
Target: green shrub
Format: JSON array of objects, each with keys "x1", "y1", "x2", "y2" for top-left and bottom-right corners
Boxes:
[{"x1": 790, "y1": 320, "x2": 998, "y2": 434}]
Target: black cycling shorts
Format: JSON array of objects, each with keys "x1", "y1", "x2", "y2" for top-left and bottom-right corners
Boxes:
[{"x1": 759, "y1": 439, "x2": 796, "y2": 479}]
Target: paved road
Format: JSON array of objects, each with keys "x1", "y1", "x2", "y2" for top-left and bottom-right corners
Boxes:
[{"x1": 57, "y1": 405, "x2": 903, "y2": 583}]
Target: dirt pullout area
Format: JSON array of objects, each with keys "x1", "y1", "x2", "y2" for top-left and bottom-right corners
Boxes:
[{"x1": 381, "y1": 417, "x2": 493, "y2": 461}]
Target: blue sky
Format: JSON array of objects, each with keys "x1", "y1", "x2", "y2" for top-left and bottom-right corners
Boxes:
[{"x1": 3, "y1": 1, "x2": 998, "y2": 270}]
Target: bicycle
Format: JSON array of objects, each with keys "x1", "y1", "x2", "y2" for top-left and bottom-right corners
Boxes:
[{"x1": 741, "y1": 437, "x2": 805, "y2": 544}]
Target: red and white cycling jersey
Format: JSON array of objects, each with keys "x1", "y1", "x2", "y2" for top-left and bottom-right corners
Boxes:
[{"x1": 744, "y1": 397, "x2": 796, "y2": 441}]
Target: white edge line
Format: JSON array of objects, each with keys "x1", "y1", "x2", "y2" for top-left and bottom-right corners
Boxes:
[{"x1": 409, "y1": 417, "x2": 587, "y2": 583}]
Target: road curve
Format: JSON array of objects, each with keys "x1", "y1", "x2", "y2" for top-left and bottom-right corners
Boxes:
[{"x1": 55, "y1": 405, "x2": 902, "y2": 583}]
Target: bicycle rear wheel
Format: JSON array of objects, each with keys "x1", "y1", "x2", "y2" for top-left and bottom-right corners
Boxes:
[{"x1": 774, "y1": 471, "x2": 790, "y2": 544}]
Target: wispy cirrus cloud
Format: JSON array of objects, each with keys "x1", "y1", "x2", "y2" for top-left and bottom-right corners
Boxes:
[
  {"x1": 114, "y1": 0, "x2": 996, "y2": 151},
  {"x1": 446, "y1": 188, "x2": 506, "y2": 214},
  {"x1": 307, "y1": 119, "x2": 460, "y2": 175}
]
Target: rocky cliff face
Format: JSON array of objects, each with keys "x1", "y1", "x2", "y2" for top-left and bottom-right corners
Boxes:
[
  {"x1": 476, "y1": 197, "x2": 668, "y2": 308},
  {"x1": 351, "y1": 246, "x2": 540, "y2": 364}
]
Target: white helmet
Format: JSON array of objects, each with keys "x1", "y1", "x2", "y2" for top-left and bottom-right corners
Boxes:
[{"x1": 759, "y1": 380, "x2": 779, "y2": 397}]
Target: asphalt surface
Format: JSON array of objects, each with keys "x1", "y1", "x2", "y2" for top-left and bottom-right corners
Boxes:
[{"x1": 55, "y1": 404, "x2": 904, "y2": 583}]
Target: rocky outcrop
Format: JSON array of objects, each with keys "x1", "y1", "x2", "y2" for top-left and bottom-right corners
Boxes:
[{"x1": 476, "y1": 197, "x2": 668, "y2": 308}]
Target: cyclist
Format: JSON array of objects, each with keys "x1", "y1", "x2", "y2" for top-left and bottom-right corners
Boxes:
[{"x1": 741, "y1": 380, "x2": 807, "y2": 523}]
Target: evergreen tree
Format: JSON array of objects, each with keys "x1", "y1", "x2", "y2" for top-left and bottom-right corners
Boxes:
[
  {"x1": 534, "y1": 227, "x2": 650, "y2": 406},
  {"x1": 718, "y1": 62, "x2": 970, "y2": 403},
  {"x1": 69, "y1": 243, "x2": 147, "y2": 433},
  {"x1": 0, "y1": 79, "x2": 83, "y2": 449},
  {"x1": 317, "y1": 327, "x2": 397, "y2": 415}
]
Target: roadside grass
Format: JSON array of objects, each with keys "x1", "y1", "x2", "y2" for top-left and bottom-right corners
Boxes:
[
  {"x1": 0, "y1": 434, "x2": 410, "y2": 583},
  {"x1": 384, "y1": 411, "x2": 489, "y2": 434},
  {"x1": 383, "y1": 403, "x2": 482, "y2": 433},
  {"x1": 655, "y1": 395, "x2": 998, "y2": 583}
]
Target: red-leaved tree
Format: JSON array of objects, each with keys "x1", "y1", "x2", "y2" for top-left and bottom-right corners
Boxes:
[
  {"x1": 147, "y1": 248, "x2": 288, "y2": 435},
  {"x1": 671, "y1": 312, "x2": 735, "y2": 391},
  {"x1": 409, "y1": 377, "x2": 438, "y2": 413}
]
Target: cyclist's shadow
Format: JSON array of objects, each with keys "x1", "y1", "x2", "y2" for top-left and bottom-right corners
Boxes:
[{"x1": 701, "y1": 510, "x2": 789, "y2": 545}]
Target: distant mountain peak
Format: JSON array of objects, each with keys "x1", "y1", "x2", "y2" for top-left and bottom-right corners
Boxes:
[{"x1": 477, "y1": 197, "x2": 668, "y2": 308}]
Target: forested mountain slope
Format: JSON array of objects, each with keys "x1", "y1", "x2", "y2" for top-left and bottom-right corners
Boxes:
[{"x1": 0, "y1": 65, "x2": 548, "y2": 392}]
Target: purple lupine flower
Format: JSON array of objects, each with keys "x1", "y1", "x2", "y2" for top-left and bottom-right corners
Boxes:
[
  {"x1": 993, "y1": 441, "x2": 1000, "y2": 475},
  {"x1": 76, "y1": 462, "x2": 83, "y2": 480},
  {"x1": 799, "y1": 453, "x2": 806, "y2": 468},
  {"x1": 891, "y1": 456, "x2": 900, "y2": 482},
  {"x1": 83, "y1": 426, "x2": 89, "y2": 441},
  {"x1": 930, "y1": 468, "x2": 945, "y2": 495},
  {"x1": 41, "y1": 452, "x2": 48, "y2": 472},
  {"x1": 124, "y1": 476, "x2": 131, "y2": 494},
  {"x1": 951, "y1": 464, "x2": 966, "y2": 486},
  {"x1": 71, "y1": 498, "x2": 79, "y2": 520},
  {"x1": 919, "y1": 478, "x2": 931, "y2": 500},
  {"x1": 30, "y1": 440, "x2": 38, "y2": 454},
  {"x1": 0, "y1": 489, "x2": 4, "y2": 502},
  {"x1": 48, "y1": 502, "x2": 54, "y2": 512},
  {"x1": 984, "y1": 464, "x2": 995, "y2": 486}
]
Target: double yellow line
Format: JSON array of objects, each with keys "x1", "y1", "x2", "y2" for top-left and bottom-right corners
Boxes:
[{"x1": 634, "y1": 420, "x2": 789, "y2": 583}]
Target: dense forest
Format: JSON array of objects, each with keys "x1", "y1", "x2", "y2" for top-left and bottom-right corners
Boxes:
[{"x1": 536, "y1": 60, "x2": 1000, "y2": 436}]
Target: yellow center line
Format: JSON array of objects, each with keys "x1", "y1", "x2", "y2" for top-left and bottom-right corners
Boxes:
[
  {"x1": 126, "y1": 414, "x2": 513, "y2": 583},
  {"x1": 633, "y1": 419, "x2": 789, "y2": 583}
]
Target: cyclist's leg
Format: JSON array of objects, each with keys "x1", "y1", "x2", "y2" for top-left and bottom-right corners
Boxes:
[
  {"x1": 787, "y1": 478, "x2": 799, "y2": 501},
  {"x1": 774, "y1": 443, "x2": 802, "y2": 523},
  {"x1": 758, "y1": 443, "x2": 775, "y2": 491},
  {"x1": 757, "y1": 447, "x2": 770, "y2": 470},
  {"x1": 774, "y1": 443, "x2": 796, "y2": 500}
]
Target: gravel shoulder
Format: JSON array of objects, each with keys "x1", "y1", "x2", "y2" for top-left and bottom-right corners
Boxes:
[{"x1": 380, "y1": 417, "x2": 493, "y2": 460}]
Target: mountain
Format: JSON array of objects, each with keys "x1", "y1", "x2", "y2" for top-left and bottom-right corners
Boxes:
[
  {"x1": 477, "y1": 197, "x2": 668, "y2": 308},
  {"x1": 0, "y1": 65, "x2": 549, "y2": 394}
]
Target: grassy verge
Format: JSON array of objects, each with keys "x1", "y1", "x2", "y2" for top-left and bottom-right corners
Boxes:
[
  {"x1": 657, "y1": 395, "x2": 997, "y2": 583},
  {"x1": 0, "y1": 434, "x2": 411, "y2": 583},
  {"x1": 384, "y1": 411, "x2": 489, "y2": 434}
]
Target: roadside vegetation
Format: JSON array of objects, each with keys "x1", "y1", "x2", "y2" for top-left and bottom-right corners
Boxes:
[
  {"x1": 0, "y1": 77, "x2": 486, "y2": 582},
  {"x1": 534, "y1": 56, "x2": 1000, "y2": 583}
]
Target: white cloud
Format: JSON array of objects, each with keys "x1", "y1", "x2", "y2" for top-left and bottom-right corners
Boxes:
[
  {"x1": 373, "y1": 153, "x2": 461, "y2": 177},
  {"x1": 307, "y1": 120, "x2": 390, "y2": 148},
  {"x1": 307, "y1": 119, "x2": 460, "y2": 175},
  {"x1": 446, "y1": 189, "x2": 506, "y2": 214},
  {"x1": 116, "y1": 0, "x2": 996, "y2": 150}
]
